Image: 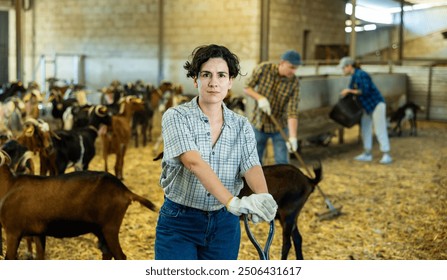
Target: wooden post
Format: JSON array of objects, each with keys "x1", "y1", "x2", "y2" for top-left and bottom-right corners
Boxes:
[
  {"x1": 260, "y1": 0, "x2": 270, "y2": 63},
  {"x1": 15, "y1": 0, "x2": 23, "y2": 81},
  {"x1": 349, "y1": 0, "x2": 357, "y2": 59}
]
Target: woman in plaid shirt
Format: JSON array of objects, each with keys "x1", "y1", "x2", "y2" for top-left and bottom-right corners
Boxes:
[
  {"x1": 154, "y1": 44, "x2": 278, "y2": 260},
  {"x1": 338, "y1": 57, "x2": 392, "y2": 164}
]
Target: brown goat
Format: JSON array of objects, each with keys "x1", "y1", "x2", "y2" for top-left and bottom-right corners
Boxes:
[
  {"x1": 0, "y1": 150, "x2": 157, "y2": 260},
  {"x1": 0, "y1": 140, "x2": 36, "y2": 258},
  {"x1": 101, "y1": 96, "x2": 145, "y2": 180},
  {"x1": 16, "y1": 118, "x2": 58, "y2": 176},
  {"x1": 239, "y1": 163, "x2": 322, "y2": 260}
]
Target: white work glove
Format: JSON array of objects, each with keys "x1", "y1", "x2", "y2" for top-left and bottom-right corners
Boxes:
[
  {"x1": 257, "y1": 97, "x2": 271, "y2": 115},
  {"x1": 250, "y1": 213, "x2": 265, "y2": 224},
  {"x1": 286, "y1": 137, "x2": 298, "y2": 153},
  {"x1": 226, "y1": 193, "x2": 278, "y2": 222}
]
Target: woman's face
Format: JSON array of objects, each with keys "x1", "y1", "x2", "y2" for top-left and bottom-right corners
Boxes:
[{"x1": 194, "y1": 57, "x2": 233, "y2": 105}]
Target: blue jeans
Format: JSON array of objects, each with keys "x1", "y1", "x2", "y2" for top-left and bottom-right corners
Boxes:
[
  {"x1": 155, "y1": 198, "x2": 241, "y2": 260},
  {"x1": 252, "y1": 126, "x2": 289, "y2": 164}
]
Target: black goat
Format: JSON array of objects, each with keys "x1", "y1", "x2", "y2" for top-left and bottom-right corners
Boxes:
[
  {"x1": 389, "y1": 101, "x2": 423, "y2": 136},
  {"x1": 125, "y1": 81, "x2": 156, "y2": 148},
  {"x1": 48, "y1": 89, "x2": 79, "y2": 129},
  {"x1": 239, "y1": 163, "x2": 322, "y2": 260},
  {"x1": 62, "y1": 104, "x2": 94, "y2": 131},
  {"x1": 0, "y1": 81, "x2": 27, "y2": 102},
  {"x1": 1, "y1": 140, "x2": 35, "y2": 176},
  {"x1": 51, "y1": 105, "x2": 111, "y2": 174},
  {"x1": 224, "y1": 96, "x2": 246, "y2": 115}
]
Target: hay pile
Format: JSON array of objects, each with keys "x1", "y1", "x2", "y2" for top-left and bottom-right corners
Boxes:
[{"x1": 1, "y1": 120, "x2": 446, "y2": 260}]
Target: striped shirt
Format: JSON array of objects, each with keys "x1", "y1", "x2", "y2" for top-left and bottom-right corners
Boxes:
[
  {"x1": 350, "y1": 68, "x2": 385, "y2": 114},
  {"x1": 159, "y1": 97, "x2": 261, "y2": 211},
  {"x1": 245, "y1": 62, "x2": 300, "y2": 132}
]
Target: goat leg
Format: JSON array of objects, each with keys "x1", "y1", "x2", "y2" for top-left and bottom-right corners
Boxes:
[
  {"x1": 5, "y1": 232, "x2": 21, "y2": 260},
  {"x1": 102, "y1": 227, "x2": 127, "y2": 260},
  {"x1": 291, "y1": 226, "x2": 304, "y2": 260},
  {"x1": 281, "y1": 221, "x2": 294, "y2": 260},
  {"x1": 97, "y1": 234, "x2": 113, "y2": 260},
  {"x1": 35, "y1": 236, "x2": 46, "y2": 260}
]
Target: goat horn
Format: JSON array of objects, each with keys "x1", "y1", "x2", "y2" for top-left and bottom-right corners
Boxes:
[
  {"x1": 0, "y1": 150, "x2": 11, "y2": 166},
  {"x1": 88, "y1": 106, "x2": 95, "y2": 116},
  {"x1": 19, "y1": 151, "x2": 34, "y2": 169},
  {"x1": 95, "y1": 105, "x2": 108, "y2": 117},
  {"x1": 24, "y1": 117, "x2": 40, "y2": 127},
  {"x1": 51, "y1": 131, "x2": 62, "y2": 140}
]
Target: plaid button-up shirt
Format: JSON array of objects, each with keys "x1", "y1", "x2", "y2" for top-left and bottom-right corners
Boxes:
[
  {"x1": 350, "y1": 68, "x2": 385, "y2": 114},
  {"x1": 159, "y1": 97, "x2": 261, "y2": 211},
  {"x1": 245, "y1": 62, "x2": 300, "y2": 132}
]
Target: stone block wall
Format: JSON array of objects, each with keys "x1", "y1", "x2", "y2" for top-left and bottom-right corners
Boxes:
[{"x1": 5, "y1": 0, "x2": 347, "y2": 93}]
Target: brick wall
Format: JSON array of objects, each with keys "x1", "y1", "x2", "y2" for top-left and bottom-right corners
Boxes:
[
  {"x1": 0, "y1": 0, "x2": 11, "y2": 8},
  {"x1": 13, "y1": 0, "x2": 346, "y2": 94},
  {"x1": 269, "y1": 0, "x2": 346, "y2": 61}
]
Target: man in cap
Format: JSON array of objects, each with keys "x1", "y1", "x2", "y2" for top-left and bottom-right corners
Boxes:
[{"x1": 244, "y1": 50, "x2": 301, "y2": 164}]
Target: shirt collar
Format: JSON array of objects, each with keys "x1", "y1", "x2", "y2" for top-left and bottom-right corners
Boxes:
[{"x1": 190, "y1": 96, "x2": 235, "y2": 128}]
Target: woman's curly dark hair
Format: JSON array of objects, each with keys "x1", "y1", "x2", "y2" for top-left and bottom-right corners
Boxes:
[{"x1": 184, "y1": 44, "x2": 242, "y2": 79}]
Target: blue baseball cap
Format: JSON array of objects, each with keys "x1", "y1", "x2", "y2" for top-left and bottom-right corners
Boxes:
[{"x1": 281, "y1": 50, "x2": 301, "y2": 66}]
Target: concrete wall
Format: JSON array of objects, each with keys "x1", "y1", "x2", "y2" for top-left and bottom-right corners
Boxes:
[
  {"x1": 299, "y1": 73, "x2": 407, "y2": 111},
  {"x1": 356, "y1": 5, "x2": 447, "y2": 61}
]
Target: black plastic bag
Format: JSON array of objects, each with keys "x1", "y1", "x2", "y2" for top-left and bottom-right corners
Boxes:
[{"x1": 329, "y1": 94, "x2": 363, "y2": 128}]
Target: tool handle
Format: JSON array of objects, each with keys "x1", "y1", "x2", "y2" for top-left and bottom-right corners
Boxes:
[
  {"x1": 269, "y1": 115, "x2": 312, "y2": 176},
  {"x1": 243, "y1": 215, "x2": 275, "y2": 260},
  {"x1": 270, "y1": 115, "x2": 331, "y2": 201}
]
